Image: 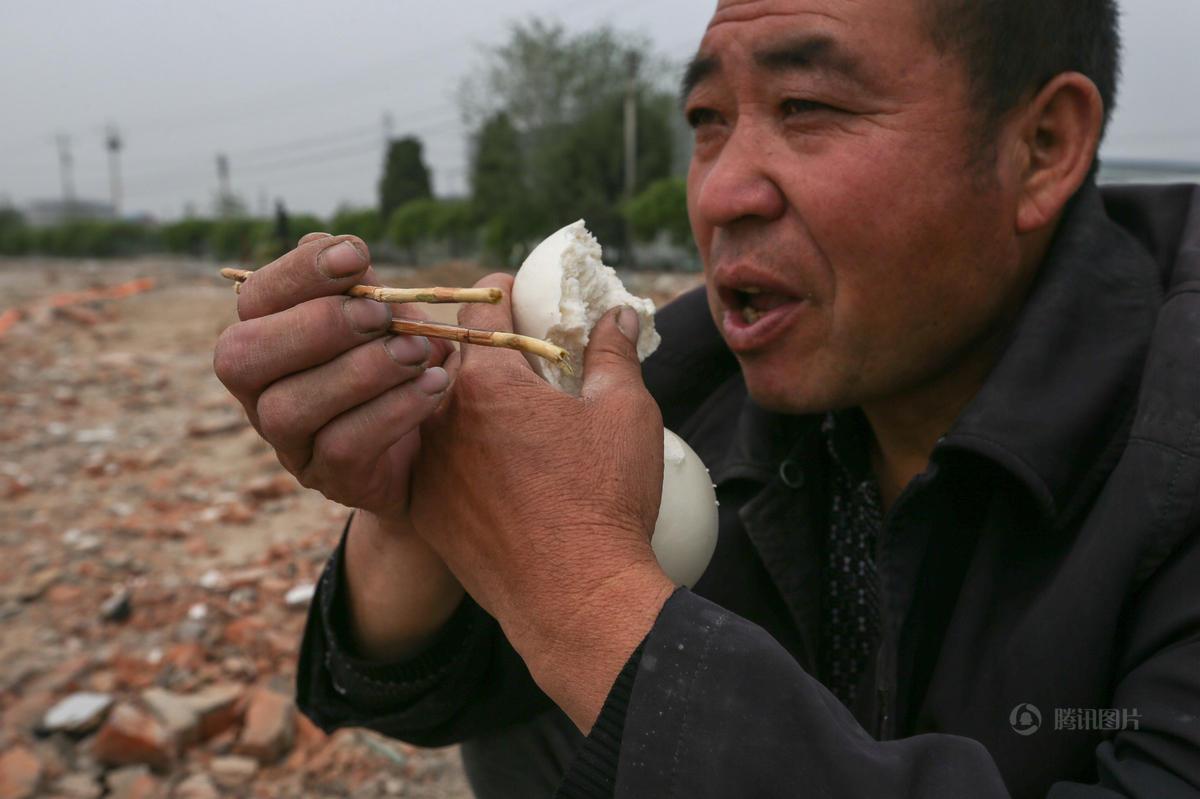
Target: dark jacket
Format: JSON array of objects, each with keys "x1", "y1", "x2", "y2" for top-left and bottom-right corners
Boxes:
[{"x1": 297, "y1": 182, "x2": 1200, "y2": 798}]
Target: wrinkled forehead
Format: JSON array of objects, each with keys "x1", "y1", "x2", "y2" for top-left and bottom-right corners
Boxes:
[
  {"x1": 688, "y1": 0, "x2": 932, "y2": 98},
  {"x1": 704, "y1": 0, "x2": 930, "y2": 40}
]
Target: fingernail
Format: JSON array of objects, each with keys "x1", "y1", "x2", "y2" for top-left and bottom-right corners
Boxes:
[
  {"x1": 344, "y1": 298, "x2": 391, "y2": 333},
  {"x1": 385, "y1": 335, "x2": 430, "y2": 365},
  {"x1": 414, "y1": 366, "x2": 449, "y2": 395},
  {"x1": 319, "y1": 240, "x2": 367, "y2": 278},
  {"x1": 617, "y1": 306, "x2": 640, "y2": 345}
]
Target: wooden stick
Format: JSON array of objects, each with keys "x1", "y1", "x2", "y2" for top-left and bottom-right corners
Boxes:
[
  {"x1": 390, "y1": 318, "x2": 573, "y2": 375},
  {"x1": 219, "y1": 267, "x2": 503, "y2": 305},
  {"x1": 217, "y1": 267, "x2": 571, "y2": 372}
]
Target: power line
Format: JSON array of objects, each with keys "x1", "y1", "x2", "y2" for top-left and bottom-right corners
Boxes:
[{"x1": 5, "y1": 0, "x2": 664, "y2": 158}]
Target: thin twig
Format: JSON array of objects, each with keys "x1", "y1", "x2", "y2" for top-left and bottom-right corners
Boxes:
[
  {"x1": 219, "y1": 267, "x2": 502, "y2": 304},
  {"x1": 217, "y1": 267, "x2": 571, "y2": 372},
  {"x1": 390, "y1": 318, "x2": 573, "y2": 375}
]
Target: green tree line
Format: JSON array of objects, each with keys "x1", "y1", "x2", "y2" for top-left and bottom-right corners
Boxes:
[{"x1": 1, "y1": 20, "x2": 693, "y2": 268}]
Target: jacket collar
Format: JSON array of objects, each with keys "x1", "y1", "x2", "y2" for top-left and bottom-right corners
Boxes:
[
  {"x1": 709, "y1": 182, "x2": 1162, "y2": 526},
  {"x1": 937, "y1": 181, "x2": 1161, "y2": 524}
]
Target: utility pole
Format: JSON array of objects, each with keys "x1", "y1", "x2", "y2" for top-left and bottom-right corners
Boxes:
[
  {"x1": 216, "y1": 153, "x2": 232, "y2": 216},
  {"x1": 55, "y1": 134, "x2": 76, "y2": 210},
  {"x1": 105, "y1": 125, "x2": 123, "y2": 216},
  {"x1": 382, "y1": 111, "x2": 395, "y2": 144},
  {"x1": 623, "y1": 52, "x2": 641, "y2": 266}
]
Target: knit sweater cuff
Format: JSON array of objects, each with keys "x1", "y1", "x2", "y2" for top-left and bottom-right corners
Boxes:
[{"x1": 552, "y1": 638, "x2": 646, "y2": 799}]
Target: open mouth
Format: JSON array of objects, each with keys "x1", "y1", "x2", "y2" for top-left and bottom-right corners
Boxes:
[
  {"x1": 720, "y1": 285, "x2": 805, "y2": 324},
  {"x1": 716, "y1": 283, "x2": 811, "y2": 352},
  {"x1": 728, "y1": 286, "x2": 796, "y2": 325}
]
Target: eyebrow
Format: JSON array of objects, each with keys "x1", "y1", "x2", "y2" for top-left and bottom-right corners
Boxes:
[
  {"x1": 680, "y1": 34, "x2": 866, "y2": 104},
  {"x1": 680, "y1": 54, "x2": 719, "y2": 105}
]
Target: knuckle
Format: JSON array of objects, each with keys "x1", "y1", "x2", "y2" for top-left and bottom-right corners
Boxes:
[
  {"x1": 297, "y1": 231, "x2": 332, "y2": 246},
  {"x1": 256, "y1": 389, "x2": 303, "y2": 444},
  {"x1": 307, "y1": 295, "x2": 353, "y2": 337},
  {"x1": 291, "y1": 463, "x2": 322, "y2": 492},
  {"x1": 313, "y1": 430, "x2": 359, "y2": 474},
  {"x1": 212, "y1": 328, "x2": 249, "y2": 388},
  {"x1": 345, "y1": 350, "x2": 387, "y2": 397}
]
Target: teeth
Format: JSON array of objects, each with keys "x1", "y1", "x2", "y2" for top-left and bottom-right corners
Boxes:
[
  {"x1": 742, "y1": 306, "x2": 762, "y2": 324},
  {"x1": 740, "y1": 287, "x2": 763, "y2": 295}
]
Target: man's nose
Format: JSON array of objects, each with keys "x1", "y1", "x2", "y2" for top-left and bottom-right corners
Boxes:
[{"x1": 691, "y1": 124, "x2": 787, "y2": 227}]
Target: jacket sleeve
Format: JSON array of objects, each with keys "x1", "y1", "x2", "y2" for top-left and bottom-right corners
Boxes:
[
  {"x1": 561, "y1": 553, "x2": 1200, "y2": 799},
  {"x1": 295, "y1": 516, "x2": 554, "y2": 747}
]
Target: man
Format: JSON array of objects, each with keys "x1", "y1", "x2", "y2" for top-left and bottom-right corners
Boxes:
[{"x1": 214, "y1": 0, "x2": 1200, "y2": 796}]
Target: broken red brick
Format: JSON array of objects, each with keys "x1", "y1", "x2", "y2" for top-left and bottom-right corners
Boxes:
[
  {"x1": 0, "y1": 746, "x2": 43, "y2": 799},
  {"x1": 234, "y1": 689, "x2": 295, "y2": 765},
  {"x1": 91, "y1": 704, "x2": 173, "y2": 771}
]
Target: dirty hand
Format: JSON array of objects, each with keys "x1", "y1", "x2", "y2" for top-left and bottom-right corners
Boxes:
[
  {"x1": 213, "y1": 233, "x2": 453, "y2": 520},
  {"x1": 409, "y1": 273, "x2": 676, "y2": 730}
]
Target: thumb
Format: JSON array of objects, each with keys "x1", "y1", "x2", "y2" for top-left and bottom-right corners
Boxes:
[{"x1": 581, "y1": 306, "x2": 646, "y2": 402}]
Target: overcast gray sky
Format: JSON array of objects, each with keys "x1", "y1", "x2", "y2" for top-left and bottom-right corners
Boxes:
[{"x1": 1, "y1": 0, "x2": 1196, "y2": 220}]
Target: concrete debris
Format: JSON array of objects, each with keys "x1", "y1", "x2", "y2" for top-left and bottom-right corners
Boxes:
[
  {"x1": 140, "y1": 689, "x2": 199, "y2": 747},
  {"x1": 0, "y1": 257, "x2": 567, "y2": 797},
  {"x1": 100, "y1": 589, "x2": 133, "y2": 623},
  {"x1": 283, "y1": 584, "x2": 316, "y2": 610},
  {"x1": 50, "y1": 772, "x2": 104, "y2": 798},
  {"x1": 41, "y1": 692, "x2": 114, "y2": 735},
  {"x1": 209, "y1": 754, "x2": 258, "y2": 788},
  {"x1": 170, "y1": 773, "x2": 217, "y2": 799}
]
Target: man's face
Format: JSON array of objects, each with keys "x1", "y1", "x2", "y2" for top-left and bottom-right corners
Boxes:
[{"x1": 687, "y1": 0, "x2": 1028, "y2": 413}]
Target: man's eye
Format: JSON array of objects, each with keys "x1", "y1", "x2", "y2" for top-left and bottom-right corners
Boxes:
[
  {"x1": 686, "y1": 108, "x2": 723, "y2": 129},
  {"x1": 781, "y1": 99, "x2": 836, "y2": 115}
]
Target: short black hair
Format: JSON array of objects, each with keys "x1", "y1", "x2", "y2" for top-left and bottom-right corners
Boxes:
[{"x1": 923, "y1": 0, "x2": 1122, "y2": 145}]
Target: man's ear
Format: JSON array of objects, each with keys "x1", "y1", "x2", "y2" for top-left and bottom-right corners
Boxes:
[{"x1": 1015, "y1": 72, "x2": 1105, "y2": 234}]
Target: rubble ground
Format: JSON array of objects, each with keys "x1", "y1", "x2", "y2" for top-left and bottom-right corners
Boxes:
[{"x1": 0, "y1": 255, "x2": 701, "y2": 799}]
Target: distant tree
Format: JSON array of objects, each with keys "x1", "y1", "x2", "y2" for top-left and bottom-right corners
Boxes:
[
  {"x1": 211, "y1": 217, "x2": 270, "y2": 262},
  {"x1": 387, "y1": 198, "x2": 440, "y2": 264},
  {"x1": 624, "y1": 177, "x2": 692, "y2": 246},
  {"x1": 379, "y1": 137, "x2": 433, "y2": 221},
  {"x1": 161, "y1": 218, "x2": 216, "y2": 256},
  {"x1": 540, "y1": 92, "x2": 676, "y2": 254},
  {"x1": 0, "y1": 207, "x2": 27, "y2": 255},
  {"x1": 428, "y1": 199, "x2": 477, "y2": 257},
  {"x1": 459, "y1": 19, "x2": 677, "y2": 265},
  {"x1": 331, "y1": 206, "x2": 384, "y2": 245},
  {"x1": 470, "y1": 112, "x2": 533, "y2": 264}
]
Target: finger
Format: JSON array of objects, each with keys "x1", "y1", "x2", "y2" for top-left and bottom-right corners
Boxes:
[
  {"x1": 580, "y1": 306, "x2": 647, "y2": 402},
  {"x1": 257, "y1": 334, "x2": 432, "y2": 471},
  {"x1": 396, "y1": 304, "x2": 456, "y2": 367},
  {"x1": 214, "y1": 295, "x2": 394, "y2": 415},
  {"x1": 298, "y1": 232, "x2": 332, "y2": 246},
  {"x1": 456, "y1": 273, "x2": 529, "y2": 372},
  {"x1": 457, "y1": 272, "x2": 515, "y2": 333},
  {"x1": 441, "y1": 347, "x2": 463, "y2": 385},
  {"x1": 302, "y1": 366, "x2": 452, "y2": 483},
  {"x1": 237, "y1": 234, "x2": 372, "y2": 321}
]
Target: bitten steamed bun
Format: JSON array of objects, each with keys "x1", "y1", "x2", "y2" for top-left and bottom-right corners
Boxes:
[
  {"x1": 512, "y1": 220, "x2": 659, "y2": 395},
  {"x1": 512, "y1": 220, "x2": 718, "y2": 588}
]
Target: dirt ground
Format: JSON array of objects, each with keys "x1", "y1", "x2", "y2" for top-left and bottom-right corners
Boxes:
[{"x1": 0, "y1": 255, "x2": 701, "y2": 798}]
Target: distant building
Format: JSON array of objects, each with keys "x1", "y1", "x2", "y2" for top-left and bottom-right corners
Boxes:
[
  {"x1": 22, "y1": 198, "x2": 117, "y2": 228},
  {"x1": 1099, "y1": 158, "x2": 1200, "y2": 185}
]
